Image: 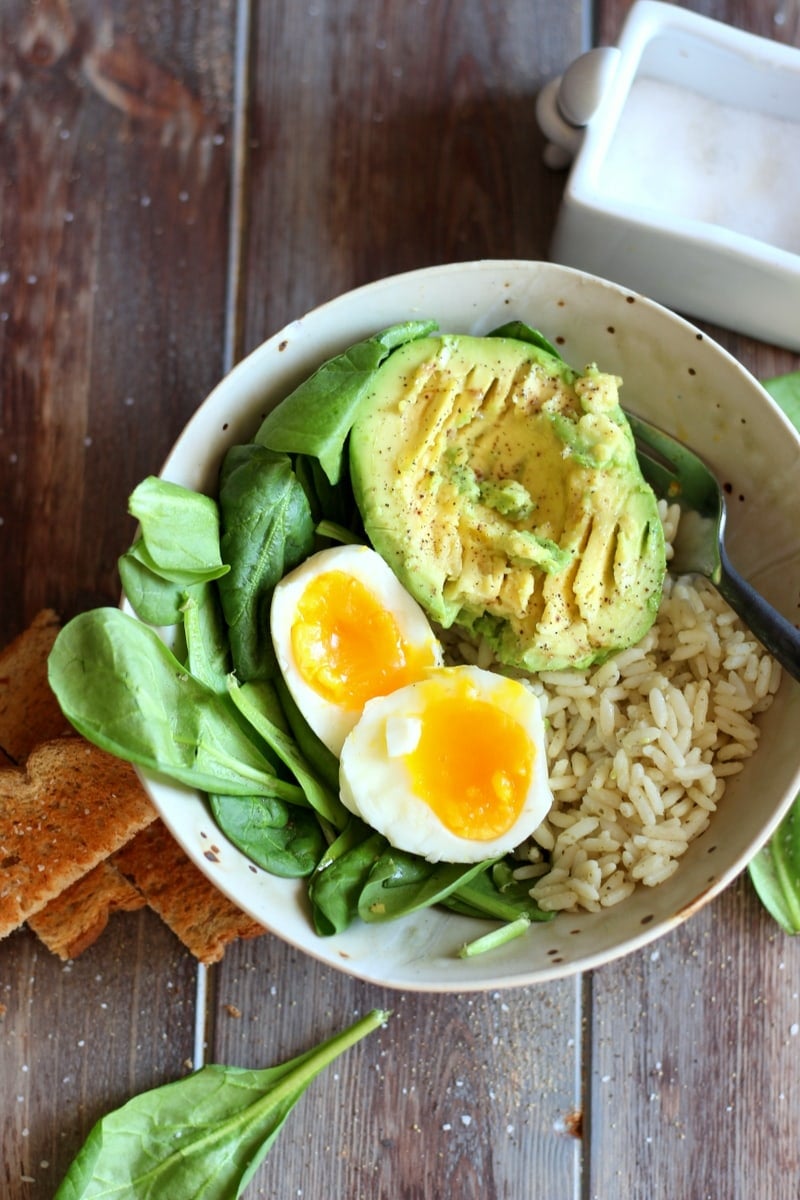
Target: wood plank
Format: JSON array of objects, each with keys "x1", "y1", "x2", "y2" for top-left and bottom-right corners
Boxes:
[
  {"x1": 0, "y1": 0, "x2": 236, "y2": 644},
  {"x1": 205, "y1": 942, "x2": 583, "y2": 1200},
  {"x1": 212, "y1": 3, "x2": 590, "y2": 1197},
  {"x1": 238, "y1": 0, "x2": 589, "y2": 355},
  {"x1": 1, "y1": 916, "x2": 199, "y2": 1199},
  {"x1": 587, "y1": 6, "x2": 800, "y2": 1197},
  {"x1": 0, "y1": 2, "x2": 237, "y2": 1195},
  {"x1": 589, "y1": 880, "x2": 800, "y2": 1199}
]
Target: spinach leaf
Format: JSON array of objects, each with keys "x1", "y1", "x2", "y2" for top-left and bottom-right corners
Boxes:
[
  {"x1": 255, "y1": 320, "x2": 438, "y2": 484},
  {"x1": 748, "y1": 806, "x2": 800, "y2": 935},
  {"x1": 294, "y1": 452, "x2": 361, "y2": 534},
  {"x1": 444, "y1": 861, "x2": 555, "y2": 923},
  {"x1": 747, "y1": 370, "x2": 800, "y2": 934},
  {"x1": 118, "y1": 541, "x2": 188, "y2": 626},
  {"x1": 119, "y1": 477, "x2": 232, "y2": 626},
  {"x1": 182, "y1": 587, "x2": 232, "y2": 693},
  {"x1": 47, "y1": 608, "x2": 303, "y2": 801},
  {"x1": 307, "y1": 820, "x2": 387, "y2": 936},
  {"x1": 357, "y1": 850, "x2": 492, "y2": 924},
  {"x1": 128, "y1": 476, "x2": 230, "y2": 583},
  {"x1": 488, "y1": 319, "x2": 563, "y2": 363},
  {"x1": 210, "y1": 793, "x2": 325, "y2": 877},
  {"x1": 218, "y1": 444, "x2": 315, "y2": 682},
  {"x1": 273, "y1": 674, "x2": 341, "y2": 793},
  {"x1": 764, "y1": 370, "x2": 800, "y2": 429},
  {"x1": 227, "y1": 677, "x2": 348, "y2": 828},
  {"x1": 54, "y1": 1008, "x2": 389, "y2": 1200}
]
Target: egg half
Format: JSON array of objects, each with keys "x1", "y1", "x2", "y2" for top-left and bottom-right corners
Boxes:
[
  {"x1": 339, "y1": 664, "x2": 554, "y2": 863},
  {"x1": 270, "y1": 543, "x2": 443, "y2": 756}
]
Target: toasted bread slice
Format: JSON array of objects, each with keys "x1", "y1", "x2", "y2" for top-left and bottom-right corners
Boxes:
[
  {"x1": 113, "y1": 819, "x2": 266, "y2": 964},
  {"x1": 28, "y1": 861, "x2": 147, "y2": 959},
  {"x1": 0, "y1": 610, "x2": 72, "y2": 763},
  {"x1": 0, "y1": 737, "x2": 156, "y2": 936}
]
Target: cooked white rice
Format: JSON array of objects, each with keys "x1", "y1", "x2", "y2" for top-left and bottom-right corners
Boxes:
[{"x1": 443, "y1": 500, "x2": 782, "y2": 914}]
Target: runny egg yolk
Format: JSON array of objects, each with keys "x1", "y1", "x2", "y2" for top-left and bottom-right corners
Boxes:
[
  {"x1": 290, "y1": 569, "x2": 436, "y2": 711},
  {"x1": 405, "y1": 689, "x2": 534, "y2": 841}
]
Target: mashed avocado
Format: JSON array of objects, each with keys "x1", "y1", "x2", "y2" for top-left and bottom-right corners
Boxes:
[{"x1": 349, "y1": 332, "x2": 666, "y2": 671}]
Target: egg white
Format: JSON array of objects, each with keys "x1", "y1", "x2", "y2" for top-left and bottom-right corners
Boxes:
[
  {"x1": 270, "y1": 543, "x2": 443, "y2": 756},
  {"x1": 339, "y1": 664, "x2": 554, "y2": 863}
]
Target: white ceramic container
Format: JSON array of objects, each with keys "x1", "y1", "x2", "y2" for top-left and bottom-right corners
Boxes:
[{"x1": 538, "y1": 1, "x2": 800, "y2": 350}]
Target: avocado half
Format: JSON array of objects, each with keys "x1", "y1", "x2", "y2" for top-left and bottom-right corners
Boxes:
[{"x1": 349, "y1": 332, "x2": 666, "y2": 672}]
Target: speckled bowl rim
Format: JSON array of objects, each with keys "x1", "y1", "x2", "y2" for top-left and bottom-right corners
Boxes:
[{"x1": 134, "y1": 259, "x2": 800, "y2": 991}]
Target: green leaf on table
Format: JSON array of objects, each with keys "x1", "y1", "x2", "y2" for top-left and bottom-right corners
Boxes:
[
  {"x1": 54, "y1": 1008, "x2": 389, "y2": 1200},
  {"x1": 255, "y1": 320, "x2": 438, "y2": 484},
  {"x1": 764, "y1": 370, "x2": 800, "y2": 428},
  {"x1": 748, "y1": 806, "x2": 800, "y2": 934},
  {"x1": 747, "y1": 370, "x2": 800, "y2": 934}
]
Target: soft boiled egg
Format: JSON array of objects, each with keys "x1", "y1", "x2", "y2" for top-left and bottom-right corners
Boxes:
[
  {"x1": 270, "y1": 543, "x2": 443, "y2": 756},
  {"x1": 339, "y1": 664, "x2": 554, "y2": 863}
]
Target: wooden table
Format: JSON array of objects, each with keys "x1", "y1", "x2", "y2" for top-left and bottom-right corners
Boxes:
[{"x1": 2, "y1": 2, "x2": 799, "y2": 1196}]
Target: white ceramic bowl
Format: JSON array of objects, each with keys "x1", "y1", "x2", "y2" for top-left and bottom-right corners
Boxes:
[{"x1": 146, "y1": 260, "x2": 800, "y2": 991}]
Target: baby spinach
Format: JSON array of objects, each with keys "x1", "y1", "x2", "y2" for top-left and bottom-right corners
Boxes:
[
  {"x1": 227, "y1": 677, "x2": 348, "y2": 828},
  {"x1": 218, "y1": 444, "x2": 315, "y2": 682},
  {"x1": 747, "y1": 371, "x2": 800, "y2": 935},
  {"x1": 128, "y1": 476, "x2": 230, "y2": 583},
  {"x1": 255, "y1": 319, "x2": 437, "y2": 484},
  {"x1": 54, "y1": 1008, "x2": 389, "y2": 1200},
  {"x1": 747, "y1": 806, "x2": 800, "y2": 934},
  {"x1": 182, "y1": 587, "x2": 233, "y2": 693},
  {"x1": 307, "y1": 821, "x2": 388, "y2": 936},
  {"x1": 443, "y1": 861, "x2": 554, "y2": 924},
  {"x1": 357, "y1": 850, "x2": 491, "y2": 924},
  {"x1": 117, "y1": 543, "x2": 189, "y2": 626},
  {"x1": 488, "y1": 319, "x2": 563, "y2": 363},
  {"x1": 47, "y1": 609, "x2": 303, "y2": 802},
  {"x1": 118, "y1": 477, "x2": 232, "y2": 627},
  {"x1": 210, "y1": 792, "x2": 325, "y2": 877},
  {"x1": 273, "y1": 674, "x2": 341, "y2": 793},
  {"x1": 47, "y1": 321, "x2": 574, "y2": 947}
]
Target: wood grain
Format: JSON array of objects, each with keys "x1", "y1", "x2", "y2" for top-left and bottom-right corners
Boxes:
[
  {"x1": 238, "y1": 0, "x2": 586, "y2": 355},
  {"x1": 581, "y1": 8, "x2": 800, "y2": 1199},
  {"x1": 1, "y1": 1, "x2": 235, "y2": 1193},
  {"x1": 207, "y1": 945, "x2": 583, "y2": 1200},
  {"x1": 2, "y1": 1, "x2": 800, "y2": 1198},
  {"x1": 0, "y1": 0, "x2": 236, "y2": 643},
  {"x1": 217, "y1": 2, "x2": 589, "y2": 1198},
  {"x1": 1, "y1": 914, "x2": 198, "y2": 1197}
]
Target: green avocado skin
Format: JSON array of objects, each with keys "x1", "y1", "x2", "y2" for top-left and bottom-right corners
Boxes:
[{"x1": 349, "y1": 332, "x2": 666, "y2": 673}]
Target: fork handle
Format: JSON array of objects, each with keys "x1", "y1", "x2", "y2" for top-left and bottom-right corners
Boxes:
[{"x1": 716, "y1": 548, "x2": 800, "y2": 684}]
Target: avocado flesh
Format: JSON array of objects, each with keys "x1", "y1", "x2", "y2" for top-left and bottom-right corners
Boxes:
[{"x1": 349, "y1": 333, "x2": 666, "y2": 672}]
